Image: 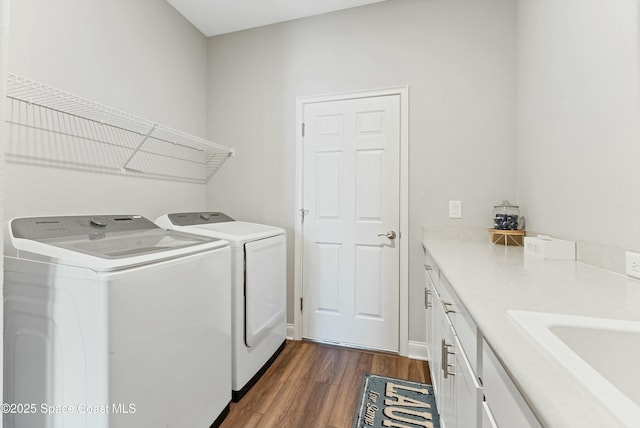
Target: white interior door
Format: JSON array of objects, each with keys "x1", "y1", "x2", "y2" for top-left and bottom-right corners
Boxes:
[{"x1": 301, "y1": 95, "x2": 400, "y2": 351}]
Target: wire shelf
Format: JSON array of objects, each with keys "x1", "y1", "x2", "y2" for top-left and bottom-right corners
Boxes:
[{"x1": 5, "y1": 73, "x2": 233, "y2": 184}]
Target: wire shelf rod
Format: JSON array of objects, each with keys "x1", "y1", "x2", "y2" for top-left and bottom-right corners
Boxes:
[{"x1": 8, "y1": 121, "x2": 209, "y2": 167}]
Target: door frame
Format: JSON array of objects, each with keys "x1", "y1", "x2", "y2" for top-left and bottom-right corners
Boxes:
[{"x1": 293, "y1": 86, "x2": 410, "y2": 355}]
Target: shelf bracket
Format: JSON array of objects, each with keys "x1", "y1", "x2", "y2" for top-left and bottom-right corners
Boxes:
[{"x1": 121, "y1": 124, "x2": 157, "y2": 172}]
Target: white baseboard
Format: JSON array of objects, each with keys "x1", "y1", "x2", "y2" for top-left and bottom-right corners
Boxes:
[
  {"x1": 408, "y1": 340, "x2": 428, "y2": 361},
  {"x1": 286, "y1": 323, "x2": 295, "y2": 340},
  {"x1": 286, "y1": 325, "x2": 428, "y2": 361}
]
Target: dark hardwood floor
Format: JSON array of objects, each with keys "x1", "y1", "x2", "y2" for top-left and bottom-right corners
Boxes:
[{"x1": 220, "y1": 340, "x2": 432, "y2": 428}]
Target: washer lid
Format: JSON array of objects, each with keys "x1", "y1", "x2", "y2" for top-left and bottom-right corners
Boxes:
[{"x1": 9, "y1": 215, "x2": 228, "y2": 272}]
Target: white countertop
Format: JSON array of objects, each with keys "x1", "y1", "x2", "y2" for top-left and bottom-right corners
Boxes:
[{"x1": 422, "y1": 239, "x2": 640, "y2": 428}]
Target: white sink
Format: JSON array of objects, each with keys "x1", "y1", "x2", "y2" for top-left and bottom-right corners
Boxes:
[{"x1": 508, "y1": 310, "x2": 640, "y2": 427}]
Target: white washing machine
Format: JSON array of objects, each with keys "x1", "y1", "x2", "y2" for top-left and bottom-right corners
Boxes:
[
  {"x1": 155, "y1": 212, "x2": 286, "y2": 401},
  {"x1": 4, "y1": 215, "x2": 232, "y2": 428}
]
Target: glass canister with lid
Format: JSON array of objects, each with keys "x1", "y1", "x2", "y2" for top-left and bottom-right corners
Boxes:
[{"x1": 493, "y1": 200, "x2": 520, "y2": 230}]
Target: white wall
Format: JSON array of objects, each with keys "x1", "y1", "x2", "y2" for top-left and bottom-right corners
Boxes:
[
  {"x1": 206, "y1": 0, "x2": 518, "y2": 342},
  {"x1": 517, "y1": 0, "x2": 640, "y2": 252},
  {"x1": 6, "y1": 0, "x2": 210, "y2": 220},
  {"x1": 1, "y1": 0, "x2": 9, "y2": 416}
]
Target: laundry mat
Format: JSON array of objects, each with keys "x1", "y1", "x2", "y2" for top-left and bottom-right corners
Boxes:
[{"x1": 352, "y1": 373, "x2": 440, "y2": 428}]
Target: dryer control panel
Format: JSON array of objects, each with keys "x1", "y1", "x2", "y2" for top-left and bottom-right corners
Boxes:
[{"x1": 168, "y1": 212, "x2": 234, "y2": 226}]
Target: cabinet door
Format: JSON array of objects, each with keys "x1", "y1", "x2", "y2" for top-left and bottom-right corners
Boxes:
[
  {"x1": 454, "y1": 335, "x2": 481, "y2": 428},
  {"x1": 483, "y1": 340, "x2": 542, "y2": 428},
  {"x1": 435, "y1": 300, "x2": 456, "y2": 428},
  {"x1": 482, "y1": 402, "x2": 499, "y2": 428},
  {"x1": 425, "y1": 265, "x2": 436, "y2": 376},
  {"x1": 429, "y1": 280, "x2": 442, "y2": 395}
]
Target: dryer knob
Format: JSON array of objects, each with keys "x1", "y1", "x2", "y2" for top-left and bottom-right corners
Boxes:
[
  {"x1": 200, "y1": 213, "x2": 211, "y2": 221},
  {"x1": 90, "y1": 217, "x2": 107, "y2": 227}
]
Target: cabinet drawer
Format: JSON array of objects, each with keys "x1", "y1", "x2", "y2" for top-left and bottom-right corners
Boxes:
[
  {"x1": 482, "y1": 340, "x2": 541, "y2": 428},
  {"x1": 437, "y1": 274, "x2": 479, "y2": 374},
  {"x1": 424, "y1": 250, "x2": 440, "y2": 289}
]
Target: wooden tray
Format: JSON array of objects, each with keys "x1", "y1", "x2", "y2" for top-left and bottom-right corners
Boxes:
[{"x1": 488, "y1": 229, "x2": 525, "y2": 246}]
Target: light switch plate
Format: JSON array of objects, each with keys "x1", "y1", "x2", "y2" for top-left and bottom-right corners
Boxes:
[{"x1": 449, "y1": 200, "x2": 462, "y2": 219}]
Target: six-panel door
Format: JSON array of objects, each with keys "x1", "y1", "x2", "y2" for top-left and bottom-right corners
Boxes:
[{"x1": 301, "y1": 95, "x2": 401, "y2": 351}]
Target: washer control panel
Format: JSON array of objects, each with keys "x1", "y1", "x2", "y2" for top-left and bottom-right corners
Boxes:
[{"x1": 11, "y1": 215, "x2": 157, "y2": 240}]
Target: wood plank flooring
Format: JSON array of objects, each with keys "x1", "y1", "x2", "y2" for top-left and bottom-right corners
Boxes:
[{"x1": 220, "y1": 340, "x2": 431, "y2": 428}]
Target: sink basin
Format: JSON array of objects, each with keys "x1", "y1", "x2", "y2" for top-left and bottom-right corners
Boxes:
[{"x1": 508, "y1": 310, "x2": 640, "y2": 427}]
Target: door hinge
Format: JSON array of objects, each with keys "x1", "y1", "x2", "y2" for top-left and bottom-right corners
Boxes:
[
  {"x1": 301, "y1": 122, "x2": 305, "y2": 137},
  {"x1": 300, "y1": 297, "x2": 303, "y2": 312},
  {"x1": 299, "y1": 208, "x2": 309, "y2": 224}
]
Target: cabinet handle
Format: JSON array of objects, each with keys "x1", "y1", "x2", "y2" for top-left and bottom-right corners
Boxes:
[
  {"x1": 443, "y1": 301, "x2": 456, "y2": 314},
  {"x1": 442, "y1": 339, "x2": 455, "y2": 379},
  {"x1": 441, "y1": 339, "x2": 446, "y2": 375},
  {"x1": 424, "y1": 264, "x2": 433, "y2": 271},
  {"x1": 424, "y1": 288, "x2": 432, "y2": 309}
]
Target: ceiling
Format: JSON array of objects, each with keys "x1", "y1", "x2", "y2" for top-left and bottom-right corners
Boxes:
[{"x1": 166, "y1": 0, "x2": 388, "y2": 37}]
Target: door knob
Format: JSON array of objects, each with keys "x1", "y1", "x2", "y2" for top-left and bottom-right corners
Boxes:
[{"x1": 378, "y1": 230, "x2": 397, "y2": 240}]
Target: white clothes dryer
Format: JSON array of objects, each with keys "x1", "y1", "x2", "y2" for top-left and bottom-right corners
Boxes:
[
  {"x1": 155, "y1": 212, "x2": 286, "y2": 401},
  {"x1": 4, "y1": 215, "x2": 232, "y2": 428}
]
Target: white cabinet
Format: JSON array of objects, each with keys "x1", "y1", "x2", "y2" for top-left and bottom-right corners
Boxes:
[
  {"x1": 454, "y1": 333, "x2": 482, "y2": 428},
  {"x1": 425, "y1": 249, "x2": 481, "y2": 428},
  {"x1": 424, "y1": 262, "x2": 437, "y2": 367},
  {"x1": 433, "y1": 298, "x2": 455, "y2": 426},
  {"x1": 430, "y1": 289, "x2": 482, "y2": 428},
  {"x1": 482, "y1": 402, "x2": 499, "y2": 428},
  {"x1": 424, "y1": 254, "x2": 441, "y2": 393},
  {"x1": 482, "y1": 340, "x2": 542, "y2": 428},
  {"x1": 424, "y1": 260, "x2": 439, "y2": 389},
  {"x1": 424, "y1": 244, "x2": 543, "y2": 428}
]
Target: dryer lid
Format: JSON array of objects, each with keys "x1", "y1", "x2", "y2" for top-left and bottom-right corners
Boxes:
[{"x1": 157, "y1": 212, "x2": 285, "y2": 246}]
